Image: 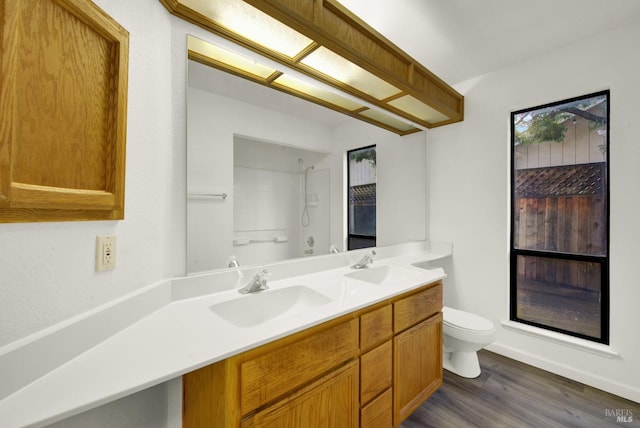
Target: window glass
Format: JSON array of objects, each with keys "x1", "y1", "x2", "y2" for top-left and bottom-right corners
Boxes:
[
  {"x1": 347, "y1": 146, "x2": 376, "y2": 250},
  {"x1": 510, "y1": 91, "x2": 609, "y2": 343}
]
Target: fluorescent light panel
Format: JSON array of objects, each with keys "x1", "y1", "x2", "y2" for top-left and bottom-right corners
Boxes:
[
  {"x1": 388, "y1": 95, "x2": 451, "y2": 123},
  {"x1": 184, "y1": 0, "x2": 313, "y2": 58},
  {"x1": 189, "y1": 35, "x2": 422, "y2": 134},
  {"x1": 274, "y1": 74, "x2": 364, "y2": 111},
  {"x1": 187, "y1": 26, "x2": 426, "y2": 135},
  {"x1": 359, "y1": 109, "x2": 417, "y2": 133},
  {"x1": 301, "y1": 46, "x2": 402, "y2": 100},
  {"x1": 188, "y1": 36, "x2": 276, "y2": 79},
  {"x1": 166, "y1": 0, "x2": 463, "y2": 132}
]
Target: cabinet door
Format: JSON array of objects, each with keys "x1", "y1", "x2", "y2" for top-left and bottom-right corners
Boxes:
[
  {"x1": 0, "y1": 0, "x2": 129, "y2": 222},
  {"x1": 241, "y1": 360, "x2": 359, "y2": 428},
  {"x1": 393, "y1": 312, "x2": 443, "y2": 426}
]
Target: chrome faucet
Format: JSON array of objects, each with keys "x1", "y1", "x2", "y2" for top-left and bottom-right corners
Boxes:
[
  {"x1": 351, "y1": 250, "x2": 376, "y2": 269},
  {"x1": 238, "y1": 268, "x2": 270, "y2": 294},
  {"x1": 329, "y1": 244, "x2": 340, "y2": 254}
]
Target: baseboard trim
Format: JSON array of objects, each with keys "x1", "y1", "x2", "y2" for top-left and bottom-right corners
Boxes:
[{"x1": 486, "y1": 342, "x2": 640, "y2": 404}]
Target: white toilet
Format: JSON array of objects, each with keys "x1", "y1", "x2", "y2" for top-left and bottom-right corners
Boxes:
[{"x1": 442, "y1": 306, "x2": 496, "y2": 378}]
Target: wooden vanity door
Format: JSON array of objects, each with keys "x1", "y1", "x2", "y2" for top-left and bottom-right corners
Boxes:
[{"x1": 393, "y1": 312, "x2": 443, "y2": 426}]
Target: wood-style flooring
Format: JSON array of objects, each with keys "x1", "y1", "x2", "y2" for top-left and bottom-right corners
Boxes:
[{"x1": 401, "y1": 350, "x2": 639, "y2": 428}]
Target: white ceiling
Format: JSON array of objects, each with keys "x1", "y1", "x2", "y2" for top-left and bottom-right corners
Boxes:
[
  {"x1": 340, "y1": 0, "x2": 640, "y2": 85},
  {"x1": 189, "y1": 0, "x2": 640, "y2": 128}
]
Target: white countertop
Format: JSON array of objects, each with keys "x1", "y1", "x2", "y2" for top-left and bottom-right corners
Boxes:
[{"x1": 0, "y1": 241, "x2": 450, "y2": 427}]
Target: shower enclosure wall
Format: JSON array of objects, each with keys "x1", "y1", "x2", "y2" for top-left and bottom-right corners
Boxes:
[{"x1": 231, "y1": 138, "x2": 330, "y2": 267}]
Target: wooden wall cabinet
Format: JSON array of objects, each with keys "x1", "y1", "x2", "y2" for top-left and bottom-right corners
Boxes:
[
  {"x1": 183, "y1": 280, "x2": 443, "y2": 428},
  {"x1": 0, "y1": 0, "x2": 129, "y2": 222}
]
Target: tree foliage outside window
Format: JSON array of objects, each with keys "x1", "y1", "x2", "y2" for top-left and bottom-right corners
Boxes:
[
  {"x1": 349, "y1": 146, "x2": 376, "y2": 168},
  {"x1": 514, "y1": 94, "x2": 607, "y2": 147}
]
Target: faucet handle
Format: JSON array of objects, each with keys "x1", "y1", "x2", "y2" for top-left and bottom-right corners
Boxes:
[
  {"x1": 253, "y1": 267, "x2": 271, "y2": 285},
  {"x1": 364, "y1": 250, "x2": 376, "y2": 263},
  {"x1": 255, "y1": 267, "x2": 271, "y2": 291},
  {"x1": 227, "y1": 256, "x2": 240, "y2": 268},
  {"x1": 258, "y1": 266, "x2": 271, "y2": 278}
]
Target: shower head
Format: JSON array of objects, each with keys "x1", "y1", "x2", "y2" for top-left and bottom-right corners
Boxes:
[{"x1": 298, "y1": 158, "x2": 314, "y2": 172}]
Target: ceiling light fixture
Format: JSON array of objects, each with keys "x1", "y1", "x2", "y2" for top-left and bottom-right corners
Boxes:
[
  {"x1": 188, "y1": 34, "x2": 422, "y2": 133},
  {"x1": 162, "y1": 0, "x2": 464, "y2": 135}
]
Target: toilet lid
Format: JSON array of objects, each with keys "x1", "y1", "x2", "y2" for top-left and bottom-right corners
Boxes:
[{"x1": 443, "y1": 306, "x2": 494, "y2": 332}]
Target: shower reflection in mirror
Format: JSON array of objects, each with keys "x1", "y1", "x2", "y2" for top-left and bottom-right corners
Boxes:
[{"x1": 233, "y1": 136, "x2": 331, "y2": 266}]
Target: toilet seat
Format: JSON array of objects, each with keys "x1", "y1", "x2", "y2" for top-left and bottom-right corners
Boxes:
[{"x1": 443, "y1": 306, "x2": 495, "y2": 333}]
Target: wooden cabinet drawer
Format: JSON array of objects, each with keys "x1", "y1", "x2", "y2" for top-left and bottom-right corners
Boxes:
[
  {"x1": 360, "y1": 340, "x2": 392, "y2": 404},
  {"x1": 361, "y1": 388, "x2": 392, "y2": 428},
  {"x1": 360, "y1": 305, "x2": 392, "y2": 350},
  {"x1": 240, "y1": 318, "x2": 359, "y2": 414},
  {"x1": 393, "y1": 282, "x2": 442, "y2": 333},
  {"x1": 241, "y1": 360, "x2": 359, "y2": 428}
]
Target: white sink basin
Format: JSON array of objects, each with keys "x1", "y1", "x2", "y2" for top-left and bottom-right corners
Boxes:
[
  {"x1": 210, "y1": 285, "x2": 332, "y2": 328},
  {"x1": 344, "y1": 265, "x2": 425, "y2": 286}
]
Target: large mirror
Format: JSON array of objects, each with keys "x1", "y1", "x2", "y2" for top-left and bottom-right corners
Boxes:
[{"x1": 186, "y1": 35, "x2": 429, "y2": 274}]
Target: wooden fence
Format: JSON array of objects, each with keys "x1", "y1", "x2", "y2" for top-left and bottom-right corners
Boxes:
[{"x1": 514, "y1": 195, "x2": 605, "y2": 290}]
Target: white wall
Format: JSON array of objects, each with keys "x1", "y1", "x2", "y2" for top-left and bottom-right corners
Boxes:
[
  {"x1": 233, "y1": 166, "x2": 302, "y2": 263},
  {"x1": 0, "y1": 0, "x2": 184, "y2": 348},
  {"x1": 377, "y1": 131, "x2": 428, "y2": 245},
  {"x1": 0, "y1": 1, "x2": 189, "y2": 426},
  {"x1": 301, "y1": 168, "x2": 332, "y2": 256},
  {"x1": 330, "y1": 122, "x2": 428, "y2": 249},
  {"x1": 428, "y1": 21, "x2": 640, "y2": 402},
  {"x1": 46, "y1": 381, "x2": 181, "y2": 428}
]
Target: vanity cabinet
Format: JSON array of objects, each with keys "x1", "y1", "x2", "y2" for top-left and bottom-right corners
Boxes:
[
  {"x1": 183, "y1": 280, "x2": 442, "y2": 428},
  {"x1": 393, "y1": 285, "x2": 444, "y2": 425}
]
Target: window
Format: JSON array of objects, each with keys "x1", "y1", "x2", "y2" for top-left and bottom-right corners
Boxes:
[
  {"x1": 347, "y1": 146, "x2": 376, "y2": 250},
  {"x1": 510, "y1": 91, "x2": 609, "y2": 344}
]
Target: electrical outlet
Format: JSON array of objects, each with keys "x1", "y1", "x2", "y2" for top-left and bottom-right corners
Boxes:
[{"x1": 96, "y1": 235, "x2": 116, "y2": 272}]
